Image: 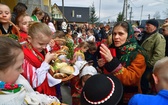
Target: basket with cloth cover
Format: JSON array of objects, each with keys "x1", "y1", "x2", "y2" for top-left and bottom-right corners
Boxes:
[{"x1": 49, "y1": 38, "x2": 79, "y2": 81}]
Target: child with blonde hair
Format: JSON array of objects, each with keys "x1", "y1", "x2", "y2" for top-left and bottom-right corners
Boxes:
[{"x1": 22, "y1": 22, "x2": 62, "y2": 96}]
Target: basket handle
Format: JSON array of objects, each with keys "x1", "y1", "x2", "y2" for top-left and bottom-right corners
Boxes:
[
  {"x1": 62, "y1": 74, "x2": 74, "y2": 82},
  {"x1": 54, "y1": 38, "x2": 66, "y2": 42},
  {"x1": 0, "y1": 17, "x2": 20, "y2": 39}
]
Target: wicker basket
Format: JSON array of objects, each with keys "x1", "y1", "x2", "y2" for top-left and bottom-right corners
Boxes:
[
  {"x1": 62, "y1": 74, "x2": 74, "y2": 82},
  {"x1": 50, "y1": 64, "x2": 75, "y2": 82},
  {"x1": 49, "y1": 38, "x2": 75, "y2": 81},
  {"x1": 0, "y1": 18, "x2": 20, "y2": 40}
]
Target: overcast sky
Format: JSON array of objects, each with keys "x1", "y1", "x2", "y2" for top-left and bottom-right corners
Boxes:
[{"x1": 51, "y1": 0, "x2": 168, "y2": 22}]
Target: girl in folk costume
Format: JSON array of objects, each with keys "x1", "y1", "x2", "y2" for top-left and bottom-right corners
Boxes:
[
  {"x1": 0, "y1": 3, "x2": 19, "y2": 36},
  {"x1": 98, "y1": 21, "x2": 147, "y2": 104},
  {"x1": 22, "y1": 22, "x2": 62, "y2": 96},
  {"x1": 15, "y1": 13, "x2": 32, "y2": 44}
]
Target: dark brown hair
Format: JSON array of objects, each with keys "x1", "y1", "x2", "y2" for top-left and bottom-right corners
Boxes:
[
  {"x1": 87, "y1": 41, "x2": 97, "y2": 51},
  {"x1": 13, "y1": 2, "x2": 27, "y2": 14},
  {"x1": 112, "y1": 21, "x2": 128, "y2": 34},
  {"x1": 41, "y1": 12, "x2": 50, "y2": 24}
]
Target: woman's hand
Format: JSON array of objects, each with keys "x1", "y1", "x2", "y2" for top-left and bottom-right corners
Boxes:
[
  {"x1": 100, "y1": 44, "x2": 113, "y2": 62},
  {"x1": 44, "y1": 52, "x2": 56, "y2": 63}
]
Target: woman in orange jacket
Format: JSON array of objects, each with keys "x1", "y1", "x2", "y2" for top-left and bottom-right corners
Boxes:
[{"x1": 98, "y1": 21, "x2": 147, "y2": 104}]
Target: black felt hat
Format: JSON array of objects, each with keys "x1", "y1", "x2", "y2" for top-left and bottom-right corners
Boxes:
[
  {"x1": 80, "y1": 74, "x2": 123, "y2": 105},
  {"x1": 146, "y1": 19, "x2": 159, "y2": 28}
]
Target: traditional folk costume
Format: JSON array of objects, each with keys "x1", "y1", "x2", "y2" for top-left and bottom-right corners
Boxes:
[
  {"x1": 102, "y1": 22, "x2": 147, "y2": 104},
  {"x1": 0, "y1": 22, "x2": 28, "y2": 44},
  {"x1": 0, "y1": 75, "x2": 61, "y2": 105},
  {"x1": 19, "y1": 31, "x2": 28, "y2": 44},
  {"x1": 22, "y1": 41, "x2": 61, "y2": 96}
]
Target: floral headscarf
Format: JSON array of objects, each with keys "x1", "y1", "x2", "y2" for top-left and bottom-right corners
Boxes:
[{"x1": 111, "y1": 21, "x2": 146, "y2": 67}]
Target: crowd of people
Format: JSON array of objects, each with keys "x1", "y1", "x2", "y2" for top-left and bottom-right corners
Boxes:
[{"x1": 0, "y1": 2, "x2": 168, "y2": 105}]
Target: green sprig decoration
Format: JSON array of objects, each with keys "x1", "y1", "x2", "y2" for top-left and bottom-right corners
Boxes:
[
  {"x1": 7, "y1": 34, "x2": 18, "y2": 40},
  {"x1": 66, "y1": 39, "x2": 74, "y2": 60}
]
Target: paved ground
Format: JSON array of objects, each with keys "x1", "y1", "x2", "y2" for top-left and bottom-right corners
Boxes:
[{"x1": 61, "y1": 84, "x2": 72, "y2": 105}]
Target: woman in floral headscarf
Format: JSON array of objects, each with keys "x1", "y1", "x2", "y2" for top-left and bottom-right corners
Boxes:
[{"x1": 98, "y1": 21, "x2": 147, "y2": 104}]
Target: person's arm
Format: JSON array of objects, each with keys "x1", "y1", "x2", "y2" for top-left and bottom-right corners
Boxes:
[
  {"x1": 22, "y1": 59, "x2": 51, "y2": 88},
  {"x1": 105, "y1": 54, "x2": 146, "y2": 86}
]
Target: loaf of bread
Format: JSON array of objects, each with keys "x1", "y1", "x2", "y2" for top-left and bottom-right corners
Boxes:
[{"x1": 59, "y1": 65, "x2": 74, "y2": 75}]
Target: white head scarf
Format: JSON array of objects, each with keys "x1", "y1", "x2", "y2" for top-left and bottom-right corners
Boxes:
[{"x1": 79, "y1": 66, "x2": 97, "y2": 78}]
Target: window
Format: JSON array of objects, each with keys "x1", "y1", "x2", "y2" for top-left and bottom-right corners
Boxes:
[
  {"x1": 59, "y1": 14, "x2": 62, "y2": 18},
  {"x1": 56, "y1": 14, "x2": 58, "y2": 18},
  {"x1": 76, "y1": 15, "x2": 82, "y2": 18},
  {"x1": 72, "y1": 10, "x2": 75, "y2": 17}
]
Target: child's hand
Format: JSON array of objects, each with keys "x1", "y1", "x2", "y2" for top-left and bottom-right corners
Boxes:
[
  {"x1": 97, "y1": 58, "x2": 106, "y2": 67},
  {"x1": 44, "y1": 52, "x2": 56, "y2": 63}
]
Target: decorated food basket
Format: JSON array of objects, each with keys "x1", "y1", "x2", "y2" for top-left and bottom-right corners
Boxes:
[
  {"x1": 49, "y1": 39, "x2": 78, "y2": 82},
  {"x1": 0, "y1": 18, "x2": 20, "y2": 40}
]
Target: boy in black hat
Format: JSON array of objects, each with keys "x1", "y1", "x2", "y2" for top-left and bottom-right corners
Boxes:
[{"x1": 81, "y1": 74, "x2": 123, "y2": 105}]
